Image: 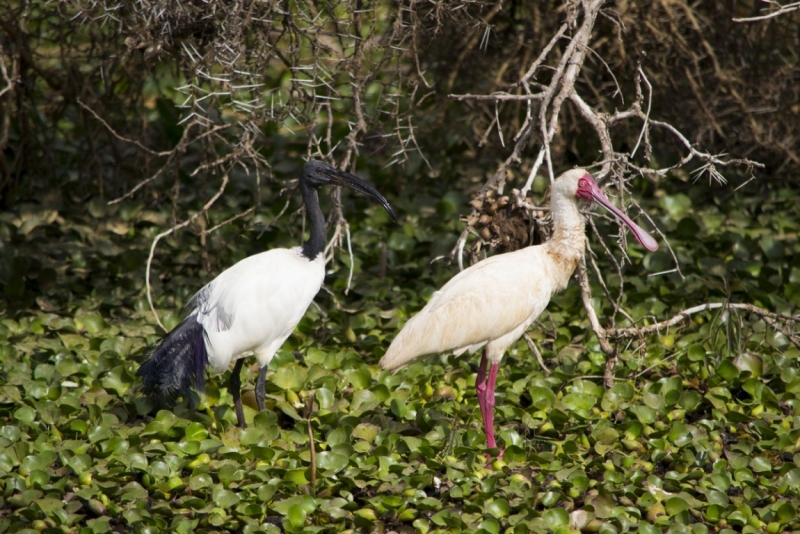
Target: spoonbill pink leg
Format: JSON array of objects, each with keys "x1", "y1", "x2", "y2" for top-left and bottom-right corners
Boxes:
[{"x1": 476, "y1": 350, "x2": 503, "y2": 459}]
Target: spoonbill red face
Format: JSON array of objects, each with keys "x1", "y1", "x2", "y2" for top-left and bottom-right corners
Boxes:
[{"x1": 575, "y1": 173, "x2": 658, "y2": 252}]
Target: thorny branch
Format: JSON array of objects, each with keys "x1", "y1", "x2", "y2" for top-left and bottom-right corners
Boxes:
[{"x1": 72, "y1": 0, "x2": 427, "y2": 321}]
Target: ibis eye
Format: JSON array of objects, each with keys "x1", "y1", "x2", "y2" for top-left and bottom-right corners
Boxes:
[{"x1": 578, "y1": 180, "x2": 586, "y2": 187}]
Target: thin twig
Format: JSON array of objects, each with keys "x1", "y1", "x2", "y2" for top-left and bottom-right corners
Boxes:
[
  {"x1": 733, "y1": 1, "x2": 800, "y2": 22},
  {"x1": 146, "y1": 174, "x2": 230, "y2": 331},
  {"x1": 577, "y1": 258, "x2": 617, "y2": 388},
  {"x1": 523, "y1": 333, "x2": 551, "y2": 376},
  {"x1": 609, "y1": 302, "x2": 799, "y2": 339},
  {"x1": 305, "y1": 390, "x2": 317, "y2": 497},
  {"x1": 77, "y1": 99, "x2": 173, "y2": 157},
  {"x1": 449, "y1": 92, "x2": 546, "y2": 102}
]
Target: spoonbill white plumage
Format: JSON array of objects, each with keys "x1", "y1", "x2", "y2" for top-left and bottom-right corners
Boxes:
[
  {"x1": 137, "y1": 160, "x2": 396, "y2": 427},
  {"x1": 379, "y1": 169, "x2": 657, "y2": 456}
]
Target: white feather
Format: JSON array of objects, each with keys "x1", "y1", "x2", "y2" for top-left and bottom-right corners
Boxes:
[{"x1": 190, "y1": 247, "x2": 325, "y2": 373}]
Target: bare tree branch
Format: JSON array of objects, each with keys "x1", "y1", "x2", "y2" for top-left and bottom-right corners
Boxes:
[{"x1": 733, "y1": 1, "x2": 800, "y2": 22}]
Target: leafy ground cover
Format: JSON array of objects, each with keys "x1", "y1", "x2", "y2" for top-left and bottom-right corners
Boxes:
[{"x1": 1, "y1": 174, "x2": 800, "y2": 533}]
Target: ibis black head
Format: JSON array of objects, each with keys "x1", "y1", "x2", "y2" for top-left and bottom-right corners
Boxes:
[{"x1": 301, "y1": 160, "x2": 396, "y2": 221}]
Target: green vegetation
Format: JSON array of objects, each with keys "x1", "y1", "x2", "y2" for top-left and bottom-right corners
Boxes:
[
  {"x1": 1, "y1": 173, "x2": 799, "y2": 533},
  {"x1": 2, "y1": 0, "x2": 800, "y2": 532}
]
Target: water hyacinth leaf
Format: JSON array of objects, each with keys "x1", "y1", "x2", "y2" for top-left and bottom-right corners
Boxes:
[
  {"x1": 315, "y1": 387, "x2": 335, "y2": 409},
  {"x1": 87, "y1": 425, "x2": 113, "y2": 443},
  {"x1": 240, "y1": 427, "x2": 266, "y2": 446},
  {"x1": 345, "y1": 368, "x2": 371, "y2": 390},
  {"x1": 666, "y1": 497, "x2": 689, "y2": 516},
  {"x1": 390, "y1": 398, "x2": 408, "y2": 418},
  {"x1": 716, "y1": 360, "x2": 739, "y2": 382},
  {"x1": 272, "y1": 364, "x2": 307, "y2": 391},
  {"x1": 350, "y1": 390, "x2": 380, "y2": 414},
  {"x1": 542, "y1": 508, "x2": 569, "y2": 529},
  {"x1": 687, "y1": 344, "x2": 706, "y2": 361},
  {"x1": 316, "y1": 451, "x2": 349, "y2": 473},
  {"x1": 212, "y1": 488, "x2": 241, "y2": 509},
  {"x1": 778, "y1": 502, "x2": 796, "y2": 523},
  {"x1": 0, "y1": 426, "x2": 21, "y2": 442},
  {"x1": 734, "y1": 353, "x2": 762, "y2": 378},
  {"x1": 601, "y1": 382, "x2": 633, "y2": 411},
  {"x1": 287, "y1": 504, "x2": 307, "y2": 528},
  {"x1": 529, "y1": 386, "x2": 556, "y2": 409},
  {"x1": 67, "y1": 454, "x2": 93, "y2": 474},
  {"x1": 477, "y1": 518, "x2": 500, "y2": 534},
  {"x1": 14, "y1": 406, "x2": 36, "y2": 424},
  {"x1": 483, "y1": 499, "x2": 510, "y2": 519},
  {"x1": 184, "y1": 422, "x2": 208, "y2": 441},
  {"x1": 352, "y1": 423, "x2": 381, "y2": 442},
  {"x1": 630, "y1": 405, "x2": 657, "y2": 424},
  {"x1": 750, "y1": 457, "x2": 772, "y2": 473},
  {"x1": 272, "y1": 496, "x2": 316, "y2": 516},
  {"x1": 562, "y1": 392, "x2": 596, "y2": 411}
]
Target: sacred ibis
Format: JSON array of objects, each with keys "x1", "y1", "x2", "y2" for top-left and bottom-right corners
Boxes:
[
  {"x1": 379, "y1": 169, "x2": 657, "y2": 457},
  {"x1": 137, "y1": 160, "x2": 396, "y2": 427}
]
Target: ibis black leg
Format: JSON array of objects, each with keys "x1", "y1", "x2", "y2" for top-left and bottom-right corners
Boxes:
[
  {"x1": 230, "y1": 359, "x2": 246, "y2": 428},
  {"x1": 256, "y1": 366, "x2": 267, "y2": 412}
]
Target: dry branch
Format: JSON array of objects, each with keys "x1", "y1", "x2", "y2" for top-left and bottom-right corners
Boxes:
[
  {"x1": 733, "y1": 1, "x2": 800, "y2": 22},
  {"x1": 438, "y1": 0, "x2": 779, "y2": 387},
  {"x1": 609, "y1": 303, "x2": 800, "y2": 340}
]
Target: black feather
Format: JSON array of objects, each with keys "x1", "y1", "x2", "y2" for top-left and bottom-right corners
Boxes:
[{"x1": 136, "y1": 314, "x2": 208, "y2": 407}]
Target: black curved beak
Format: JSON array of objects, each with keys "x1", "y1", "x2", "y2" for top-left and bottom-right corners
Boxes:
[{"x1": 326, "y1": 168, "x2": 397, "y2": 222}]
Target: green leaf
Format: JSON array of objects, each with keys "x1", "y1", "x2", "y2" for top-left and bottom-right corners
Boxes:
[
  {"x1": 212, "y1": 488, "x2": 241, "y2": 509},
  {"x1": 272, "y1": 364, "x2": 307, "y2": 391},
  {"x1": 316, "y1": 451, "x2": 349, "y2": 473},
  {"x1": 240, "y1": 427, "x2": 266, "y2": 446},
  {"x1": 542, "y1": 508, "x2": 569, "y2": 529},
  {"x1": 288, "y1": 504, "x2": 307, "y2": 528},
  {"x1": 352, "y1": 423, "x2": 380, "y2": 442},
  {"x1": 716, "y1": 360, "x2": 739, "y2": 382},
  {"x1": 345, "y1": 368, "x2": 372, "y2": 390},
  {"x1": 67, "y1": 454, "x2": 93, "y2": 474},
  {"x1": 14, "y1": 405, "x2": 36, "y2": 424},
  {"x1": 184, "y1": 422, "x2": 208, "y2": 441},
  {"x1": 561, "y1": 392, "x2": 597, "y2": 411},
  {"x1": 666, "y1": 496, "x2": 689, "y2": 516},
  {"x1": 750, "y1": 457, "x2": 772, "y2": 473},
  {"x1": 530, "y1": 386, "x2": 556, "y2": 409},
  {"x1": 483, "y1": 499, "x2": 509, "y2": 519},
  {"x1": 350, "y1": 390, "x2": 380, "y2": 414}
]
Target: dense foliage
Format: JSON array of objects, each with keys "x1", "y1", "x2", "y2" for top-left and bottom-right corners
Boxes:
[
  {"x1": 2, "y1": 1, "x2": 800, "y2": 533},
  {"x1": 2, "y1": 170, "x2": 800, "y2": 533}
]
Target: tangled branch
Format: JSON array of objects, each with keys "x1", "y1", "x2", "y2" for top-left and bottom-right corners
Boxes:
[{"x1": 439, "y1": 0, "x2": 779, "y2": 385}]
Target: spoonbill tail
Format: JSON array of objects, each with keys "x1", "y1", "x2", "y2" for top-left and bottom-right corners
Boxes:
[
  {"x1": 379, "y1": 169, "x2": 657, "y2": 457},
  {"x1": 137, "y1": 160, "x2": 396, "y2": 427}
]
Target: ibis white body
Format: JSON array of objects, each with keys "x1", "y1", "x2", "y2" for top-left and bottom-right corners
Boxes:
[
  {"x1": 137, "y1": 160, "x2": 396, "y2": 428},
  {"x1": 192, "y1": 247, "x2": 325, "y2": 374}
]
